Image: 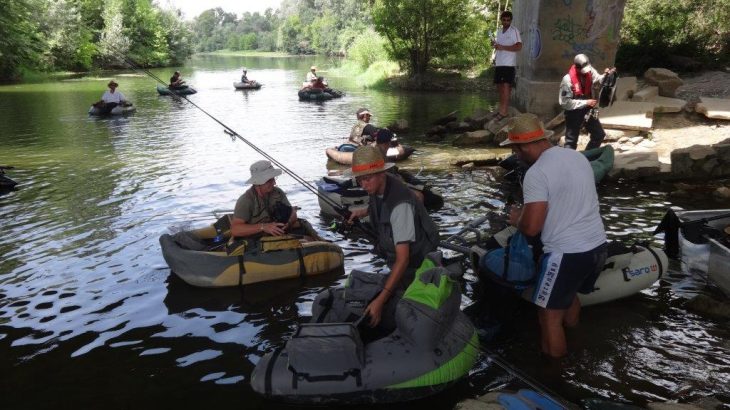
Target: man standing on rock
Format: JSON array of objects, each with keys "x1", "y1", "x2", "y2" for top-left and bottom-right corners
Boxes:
[
  {"x1": 502, "y1": 114, "x2": 607, "y2": 358},
  {"x1": 491, "y1": 10, "x2": 522, "y2": 120},
  {"x1": 559, "y1": 54, "x2": 616, "y2": 150}
]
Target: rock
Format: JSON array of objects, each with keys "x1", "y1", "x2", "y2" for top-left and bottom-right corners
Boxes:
[
  {"x1": 433, "y1": 110, "x2": 458, "y2": 125},
  {"x1": 695, "y1": 97, "x2": 730, "y2": 120},
  {"x1": 632, "y1": 86, "x2": 658, "y2": 102},
  {"x1": 714, "y1": 186, "x2": 730, "y2": 199},
  {"x1": 639, "y1": 139, "x2": 657, "y2": 148},
  {"x1": 449, "y1": 152, "x2": 505, "y2": 167},
  {"x1": 629, "y1": 136, "x2": 644, "y2": 145},
  {"x1": 454, "y1": 398, "x2": 500, "y2": 410},
  {"x1": 453, "y1": 130, "x2": 494, "y2": 146},
  {"x1": 461, "y1": 162, "x2": 475, "y2": 170},
  {"x1": 388, "y1": 119, "x2": 409, "y2": 133},
  {"x1": 426, "y1": 125, "x2": 447, "y2": 136},
  {"x1": 609, "y1": 151, "x2": 661, "y2": 179},
  {"x1": 644, "y1": 68, "x2": 684, "y2": 97},
  {"x1": 600, "y1": 101, "x2": 655, "y2": 131},
  {"x1": 668, "y1": 189, "x2": 690, "y2": 198},
  {"x1": 618, "y1": 136, "x2": 631, "y2": 144},
  {"x1": 604, "y1": 129, "x2": 635, "y2": 142},
  {"x1": 651, "y1": 96, "x2": 687, "y2": 113}
]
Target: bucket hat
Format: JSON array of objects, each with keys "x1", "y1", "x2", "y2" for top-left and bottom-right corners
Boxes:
[
  {"x1": 310, "y1": 66, "x2": 317, "y2": 70},
  {"x1": 356, "y1": 108, "x2": 371, "y2": 118},
  {"x1": 246, "y1": 160, "x2": 283, "y2": 185},
  {"x1": 344, "y1": 146, "x2": 395, "y2": 178},
  {"x1": 108, "y1": 80, "x2": 119, "y2": 87},
  {"x1": 499, "y1": 113, "x2": 554, "y2": 146},
  {"x1": 574, "y1": 54, "x2": 592, "y2": 74}
]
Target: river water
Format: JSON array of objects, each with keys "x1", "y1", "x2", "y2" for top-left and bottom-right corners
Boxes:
[{"x1": 1, "y1": 55, "x2": 728, "y2": 409}]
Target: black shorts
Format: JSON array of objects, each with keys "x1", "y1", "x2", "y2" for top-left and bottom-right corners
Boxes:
[
  {"x1": 529, "y1": 243, "x2": 608, "y2": 309},
  {"x1": 494, "y1": 66, "x2": 516, "y2": 85}
]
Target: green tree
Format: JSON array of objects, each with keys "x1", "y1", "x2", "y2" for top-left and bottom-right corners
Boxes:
[
  {"x1": 372, "y1": 0, "x2": 475, "y2": 77},
  {"x1": 98, "y1": 0, "x2": 131, "y2": 67},
  {"x1": 0, "y1": 0, "x2": 43, "y2": 81}
]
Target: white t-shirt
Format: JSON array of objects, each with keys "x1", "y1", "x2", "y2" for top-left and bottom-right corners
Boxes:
[
  {"x1": 523, "y1": 146, "x2": 606, "y2": 253},
  {"x1": 101, "y1": 90, "x2": 126, "y2": 104},
  {"x1": 390, "y1": 202, "x2": 416, "y2": 244},
  {"x1": 494, "y1": 25, "x2": 521, "y2": 67}
]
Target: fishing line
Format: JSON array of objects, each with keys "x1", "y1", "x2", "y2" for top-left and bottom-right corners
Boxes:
[{"x1": 102, "y1": 44, "x2": 351, "y2": 218}]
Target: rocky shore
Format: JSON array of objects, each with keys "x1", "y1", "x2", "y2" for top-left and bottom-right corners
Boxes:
[{"x1": 389, "y1": 69, "x2": 730, "y2": 199}]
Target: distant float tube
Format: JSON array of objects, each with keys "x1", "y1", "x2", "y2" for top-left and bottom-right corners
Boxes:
[
  {"x1": 157, "y1": 84, "x2": 197, "y2": 95},
  {"x1": 233, "y1": 81, "x2": 262, "y2": 90}
]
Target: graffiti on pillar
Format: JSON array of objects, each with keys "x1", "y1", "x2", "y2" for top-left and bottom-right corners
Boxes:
[
  {"x1": 552, "y1": 0, "x2": 624, "y2": 60},
  {"x1": 583, "y1": 0, "x2": 624, "y2": 42},
  {"x1": 529, "y1": 27, "x2": 542, "y2": 60}
]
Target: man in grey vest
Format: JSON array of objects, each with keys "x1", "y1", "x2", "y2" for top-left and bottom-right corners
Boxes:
[{"x1": 346, "y1": 146, "x2": 440, "y2": 327}]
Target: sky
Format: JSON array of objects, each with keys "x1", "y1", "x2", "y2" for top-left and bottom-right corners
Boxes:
[{"x1": 156, "y1": 0, "x2": 283, "y2": 20}]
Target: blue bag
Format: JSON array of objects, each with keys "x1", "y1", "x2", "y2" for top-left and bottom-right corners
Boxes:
[{"x1": 479, "y1": 231, "x2": 537, "y2": 290}]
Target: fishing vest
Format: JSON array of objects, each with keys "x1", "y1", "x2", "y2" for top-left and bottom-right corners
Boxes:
[
  {"x1": 568, "y1": 64, "x2": 593, "y2": 99},
  {"x1": 368, "y1": 174, "x2": 440, "y2": 286},
  {"x1": 349, "y1": 120, "x2": 368, "y2": 145}
]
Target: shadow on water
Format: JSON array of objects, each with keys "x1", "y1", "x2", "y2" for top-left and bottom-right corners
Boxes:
[{"x1": 0, "y1": 55, "x2": 728, "y2": 408}]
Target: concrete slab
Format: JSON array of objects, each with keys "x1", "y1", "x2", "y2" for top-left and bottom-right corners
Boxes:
[
  {"x1": 615, "y1": 76, "x2": 637, "y2": 101},
  {"x1": 632, "y1": 86, "x2": 659, "y2": 102},
  {"x1": 651, "y1": 96, "x2": 687, "y2": 113},
  {"x1": 695, "y1": 97, "x2": 730, "y2": 120},
  {"x1": 600, "y1": 101, "x2": 655, "y2": 131}
]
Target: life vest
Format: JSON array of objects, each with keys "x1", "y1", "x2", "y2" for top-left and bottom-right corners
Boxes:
[
  {"x1": 349, "y1": 120, "x2": 368, "y2": 145},
  {"x1": 368, "y1": 174, "x2": 440, "y2": 288},
  {"x1": 568, "y1": 64, "x2": 592, "y2": 99}
]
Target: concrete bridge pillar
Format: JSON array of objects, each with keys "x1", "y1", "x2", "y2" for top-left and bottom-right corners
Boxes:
[{"x1": 512, "y1": 0, "x2": 626, "y2": 119}]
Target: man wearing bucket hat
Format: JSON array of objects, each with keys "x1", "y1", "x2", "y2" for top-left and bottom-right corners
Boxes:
[
  {"x1": 231, "y1": 160, "x2": 298, "y2": 238},
  {"x1": 501, "y1": 113, "x2": 607, "y2": 358},
  {"x1": 93, "y1": 80, "x2": 127, "y2": 114},
  {"x1": 345, "y1": 146, "x2": 440, "y2": 328},
  {"x1": 240, "y1": 67, "x2": 251, "y2": 84},
  {"x1": 306, "y1": 66, "x2": 318, "y2": 82},
  {"x1": 348, "y1": 108, "x2": 379, "y2": 145},
  {"x1": 559, "y1": 53, "x2": 616, "y2": 150}
]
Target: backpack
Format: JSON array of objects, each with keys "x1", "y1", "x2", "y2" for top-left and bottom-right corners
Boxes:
[{"x1": 479, "y1": 231, "x2": 538, "y2": 290}]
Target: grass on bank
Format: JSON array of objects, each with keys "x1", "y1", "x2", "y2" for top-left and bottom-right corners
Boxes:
[
  {"x1": 197, "y1": 50, "x2": 293, "y2": 58},
  {"x1": 332, "y1": 59, "x2": 401, "y2": 89}
]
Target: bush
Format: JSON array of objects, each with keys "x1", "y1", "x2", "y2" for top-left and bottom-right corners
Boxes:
[{"x1": 347, "y1": 29, "x2": 389, "y2": 70}]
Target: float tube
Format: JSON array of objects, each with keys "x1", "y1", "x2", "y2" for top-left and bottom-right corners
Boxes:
[
  {"x1": 159, "y1": 216, "x2": 344, "y2": 287},
  {"x1": 251, "y1": 253, "x2": 479, "y2": 404},
  {"x1": 157, "y1": 84, "x2": 197, "y2": 95}
]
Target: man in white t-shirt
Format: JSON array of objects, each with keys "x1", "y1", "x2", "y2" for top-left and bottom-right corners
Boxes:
[
  {"x1": 93, "y1": 80, "x2": 127, "y2": 114},
  {"x1": 501, "y1": 113, "x2": 607, "y2": 358},
  {"x1": 491, "y1": 10, "x2": 522, "y2": 120}
]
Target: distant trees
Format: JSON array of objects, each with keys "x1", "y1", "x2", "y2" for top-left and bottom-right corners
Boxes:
[{"x1": 0, "y1": 0, "x2": 193, "y2": 82}]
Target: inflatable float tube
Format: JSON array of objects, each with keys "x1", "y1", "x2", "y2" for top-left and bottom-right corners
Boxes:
[
  {"x1": 251, "y1": 253, "x2": 479, "y2": 404},
  {"x1": 159, "y1": 216, "x2": 344, "y2": 287},
  {"x1": 157, "y1": 84, "x2": 197, "y2": 95},
  {"x1": 298, "y1": 88, "x2": 334, "y2": 101},
  {"x1": 500, "y1": 145, "x2": 614, "y2": 184},
  {"x1": 88, "y1": 104, "x2": 136, "y2": 116},
  {"x1": 325, "y1": 144, "x2": 416, "y2": 165},
  {"x1": 316, "y1": 174, "x2": 444, "y2": 219},
  {"x1": 233, "y1": 81, "x2": 262, "y2": 90},
  {"x1": 471, "y1": 233, "x2": 667, "y2": 307}
]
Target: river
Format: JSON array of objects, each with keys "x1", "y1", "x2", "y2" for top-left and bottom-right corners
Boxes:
[{"x1": 0, "y1": 55, "x2": 728, "y2": 409}]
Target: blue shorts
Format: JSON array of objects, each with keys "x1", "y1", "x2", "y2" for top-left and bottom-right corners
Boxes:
[
  {"x1": 493, "y1": 66, "x2": 516, "y2": 85},
  {"x1": 530, "y1": 243, "x2": 608, "y2": 309}
]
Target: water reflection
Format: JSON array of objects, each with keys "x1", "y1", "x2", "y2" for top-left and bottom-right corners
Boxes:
[{"x1": 0, "y1": 55, "x2": 728, "y2": 408}]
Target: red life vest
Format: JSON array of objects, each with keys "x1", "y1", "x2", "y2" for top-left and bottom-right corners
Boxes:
[{"x1": 568, "y1": 64, "x2": 592, "y2": 98}]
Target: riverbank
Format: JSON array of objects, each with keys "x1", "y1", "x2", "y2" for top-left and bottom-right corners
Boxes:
[{"x1": 196, "y1": 50, "x2": 293, "y2": 58}]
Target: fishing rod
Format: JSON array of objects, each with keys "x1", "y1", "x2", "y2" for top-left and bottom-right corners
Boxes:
[{"x1": 102, "y1": 43, "x2": 371, "y2": 234}]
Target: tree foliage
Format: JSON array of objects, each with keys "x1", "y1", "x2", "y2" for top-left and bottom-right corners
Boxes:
[
  {"x1": 372, "y1": 0, "x2": 479, "y2": 77},
  {"x1": 618, "y1": 0, "x2": 730, "y2": 71}
]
